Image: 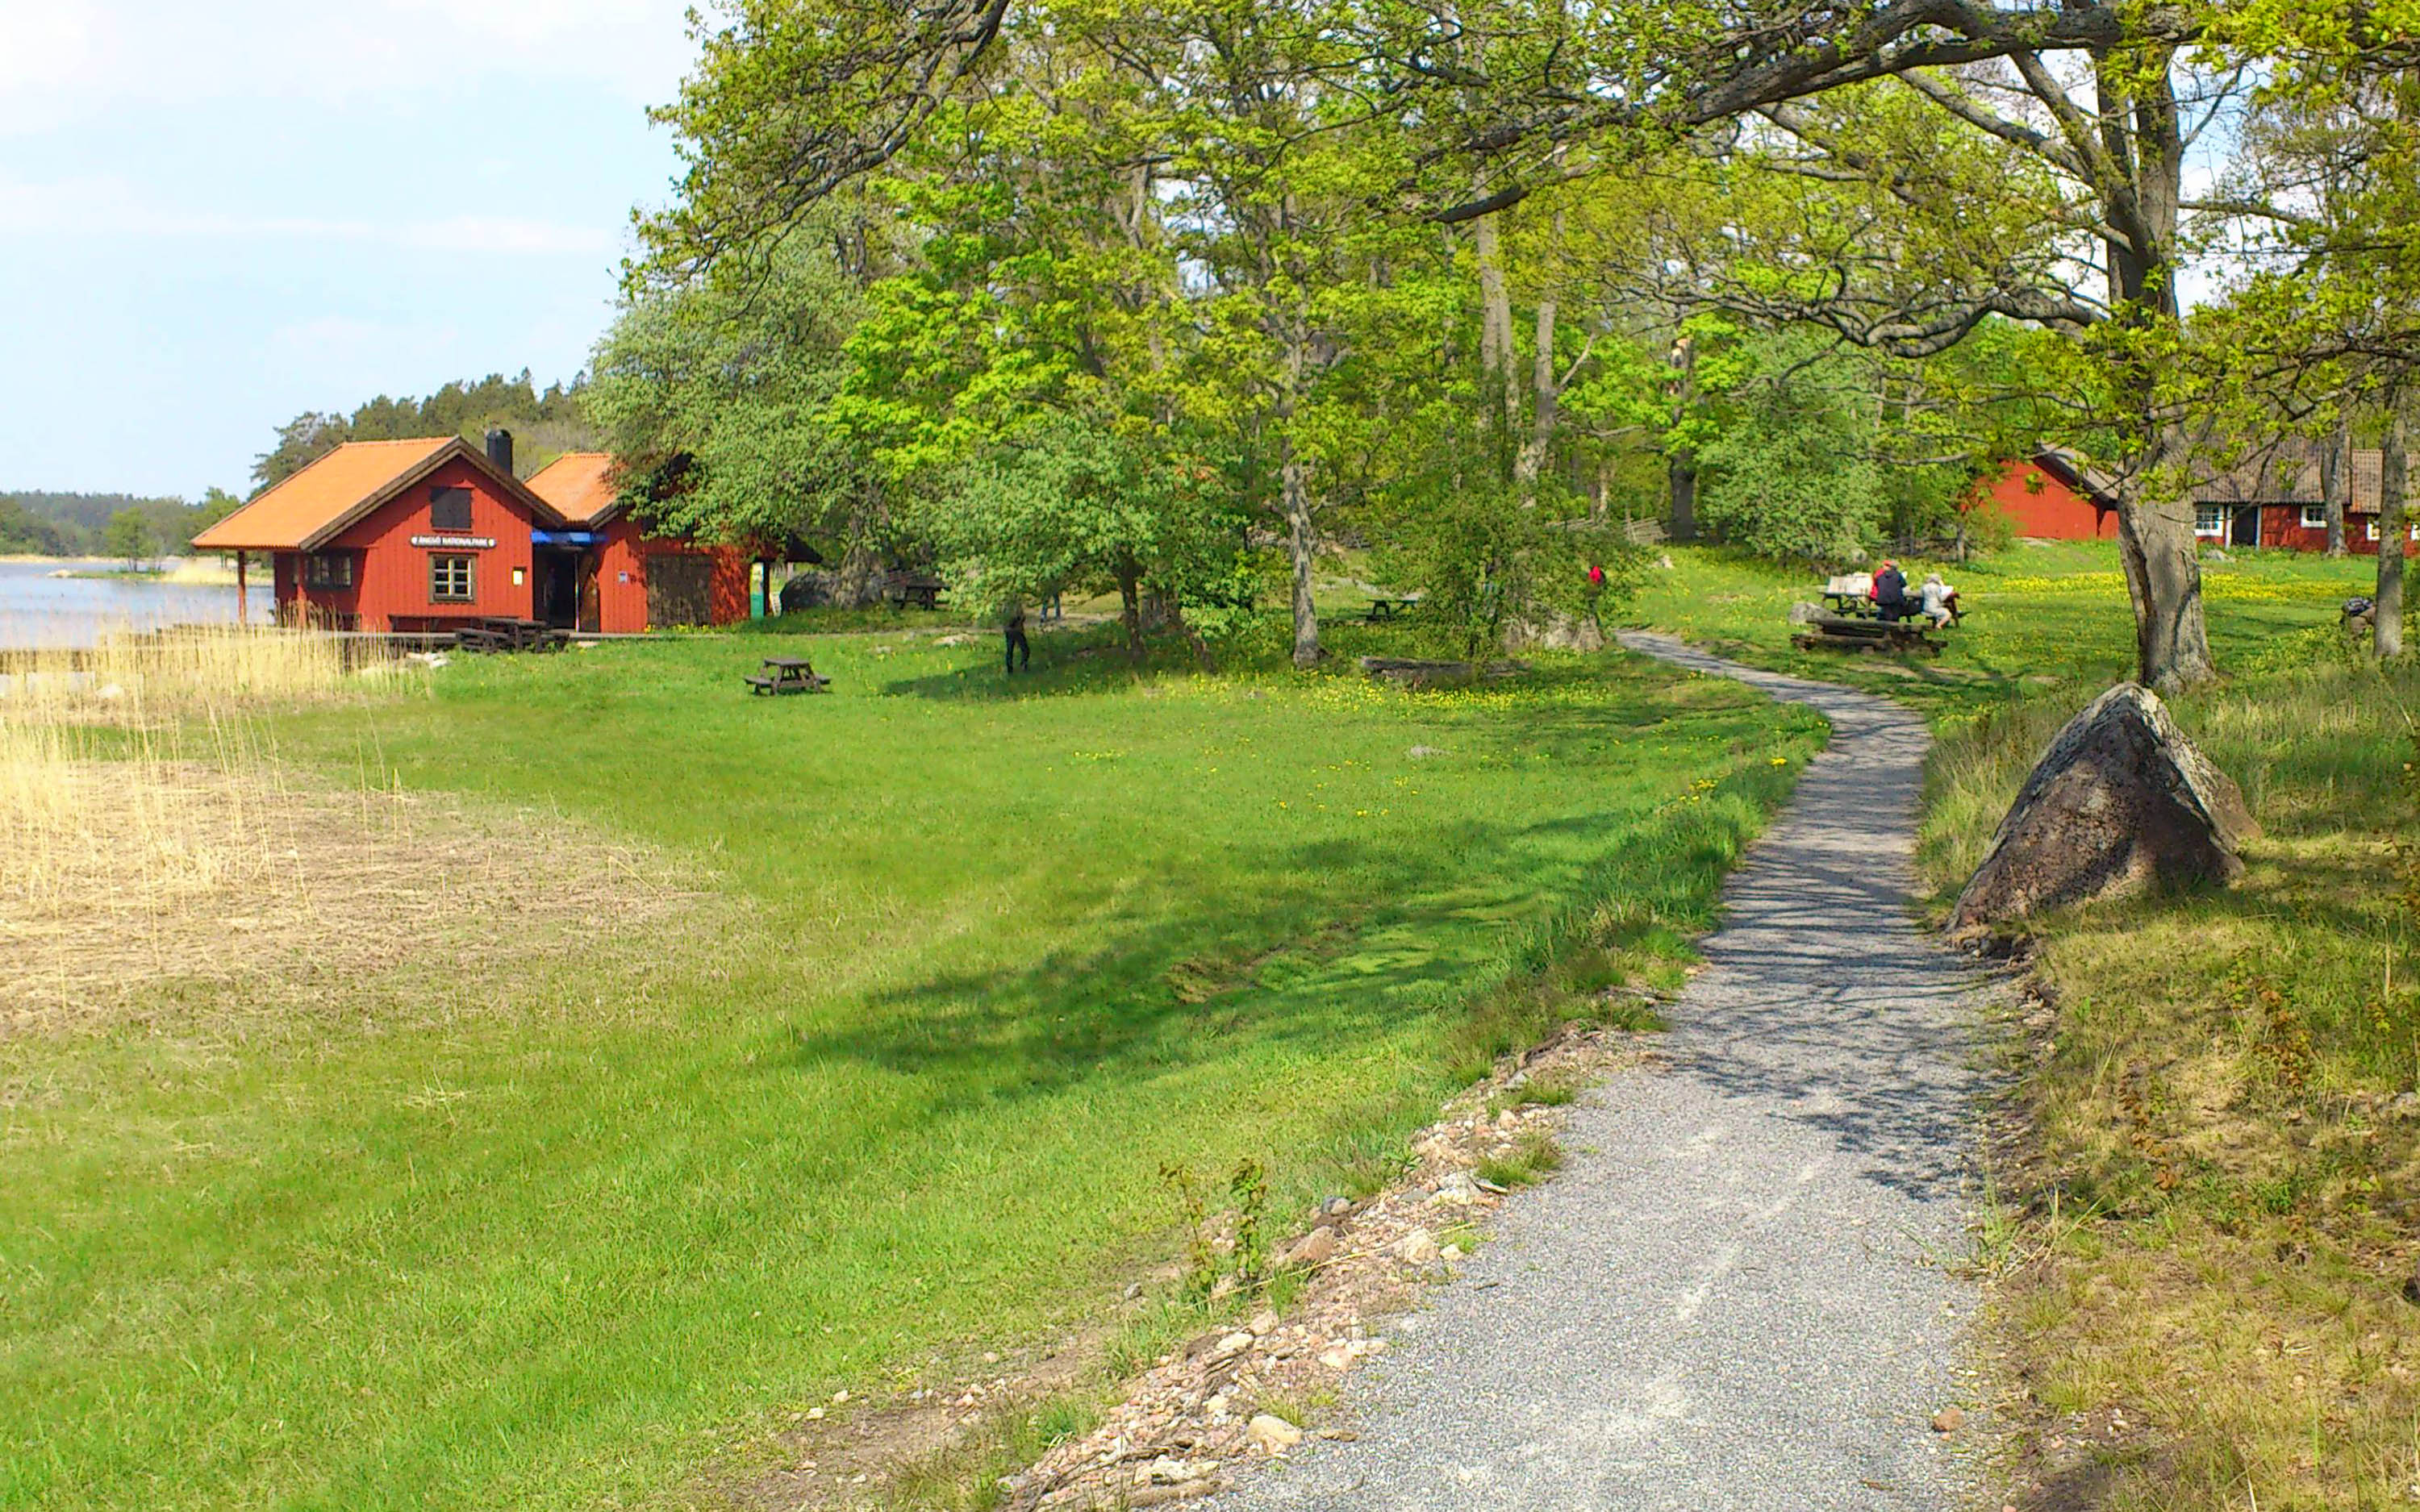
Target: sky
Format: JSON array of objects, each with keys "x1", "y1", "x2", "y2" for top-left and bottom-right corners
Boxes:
[{"x1": 0, "y1": 1, "x2": 698, "y2": 498}]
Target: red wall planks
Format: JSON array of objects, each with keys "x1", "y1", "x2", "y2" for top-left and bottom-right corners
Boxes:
[
  {"x1": 593, "y1": 519, "x2": 753, "y2": 632},
  {"x1": 326, "y1": 456, "x2": 541, "y2": 630},
  {"x1": 1977, "y1": 460, "x2": 2120, "y2": 540}
]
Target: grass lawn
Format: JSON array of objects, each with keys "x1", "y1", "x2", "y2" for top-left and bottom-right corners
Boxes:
[
  {"x1": 1633, "y1": 540, "x2": 2420, "y2": 1508},
  {"x1": 0, "y1": 627, "x2": 1821, "y2": 1512}
]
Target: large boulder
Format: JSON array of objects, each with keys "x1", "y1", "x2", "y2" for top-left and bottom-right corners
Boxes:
[
  {"x1": 1951, "y1": 683, "x2": 2258, "y2": 930},
  {"x1": 1505, "y1": 613, "x2": 1607, "y2": 652}
]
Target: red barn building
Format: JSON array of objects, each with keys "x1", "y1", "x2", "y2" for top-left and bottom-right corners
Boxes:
[
  {"x1": 1971, "y1": 449, "x2": 2123, "y2": 539},
  {"x1": 194, "y1": 432, "x2": 756, "y2": 631}
]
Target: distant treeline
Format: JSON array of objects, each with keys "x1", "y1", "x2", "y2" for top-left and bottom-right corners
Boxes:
[
  {"x1": 256, "y1": 369, "x2": 601, "y2": 488},
  {"x1": 0, "y1": 491, "x2": 239, "y2": 558},
  {"x1": 2, "y1": 369, "x2": 599, "y2": 558}
]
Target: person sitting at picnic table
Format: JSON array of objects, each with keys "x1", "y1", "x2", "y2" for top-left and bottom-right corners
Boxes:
[
  {"x1": 1919, "y1": 573, "x2": 1959, "y2": 627},
  {"x1": 1003, "y1": 603, "x2": 1032, "y2": 676},
  {"x1": 1870, "y1": 560, "x2": 1910, "y2": 622}
]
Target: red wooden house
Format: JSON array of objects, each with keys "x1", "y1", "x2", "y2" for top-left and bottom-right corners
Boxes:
[
  {"x1": 2190, "y1": 444, "x2": 2418, "y2": 555},
  {"x1": 1976, "y1": 442, "x2": 2418, "y2": 553},
  {"x1": 194, "y1": 432, "x2": 754, "y2": 631}
]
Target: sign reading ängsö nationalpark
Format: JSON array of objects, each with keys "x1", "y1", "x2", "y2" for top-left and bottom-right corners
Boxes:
[{"x1": 408, "y1": 535, "x2": 499, "y2": 549}]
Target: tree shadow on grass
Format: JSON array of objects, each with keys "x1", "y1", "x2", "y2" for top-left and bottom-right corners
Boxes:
[
  {"x1": 778, "y1": 826, "x2": 1525, "y2": 1099},
  {"x1": 773, "y1": 805, "x2": 1753, "y2": 1115}
]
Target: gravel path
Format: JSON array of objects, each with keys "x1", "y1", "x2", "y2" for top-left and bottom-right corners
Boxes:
[{"x1": 1233, "y1": 633, "x2": 1984, "y2": 1512}]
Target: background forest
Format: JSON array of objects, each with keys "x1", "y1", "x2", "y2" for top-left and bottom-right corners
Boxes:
[{"x1": 565, "y1": 0, "x2": 2419, "y2": 687}]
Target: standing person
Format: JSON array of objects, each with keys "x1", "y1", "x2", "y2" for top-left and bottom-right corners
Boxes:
[
  {"x1": 1003, "y1": 603, "x2": 1032, "y2": 675},
  {"x1": 1585, "y1": 560, "x2": 1607, "y2": 634},
  {"x1": 1871, "y1": 560, "x2": 1909, "y2": 622}
]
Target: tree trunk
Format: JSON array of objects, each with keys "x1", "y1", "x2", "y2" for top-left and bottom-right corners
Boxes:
[
  {"x1": 1275, "y1": 252, "x2": 1321, "y2": 670},
  {"x1": 2092, "y1": 47, "x2": 2214, "y2": 691},
  {"x1": 2379, "y1": 402, "x2": 2406, "y2": 659},
  {"x1": 1667, "y1": 334, "x2": 1697, "y2": 542},
  {"x1": 1474, "y1": 209, "x2": 1518, "y2": 454},
  {"x1": 1514, "y1": 298, "x2": 1557, "y2": 504},
  {"x1": 2115, "y1": 487, "x2": 2217, "y2": 694},
  {"x1": 1163, "y1": 594, "x2": 1215, "y2": 671},
  {"x1": 837, "y1": 540, "x2": 887, "y2": 607},
  {"x1": 2324, "y1": 418, "x2": 2350, "y2": 556},
  {"x1": 1117, "y1": 557, "x2": 1145, "y2": 664},
  {"x1": 1283, "y1": 440, "x2": 1320, "y2": 668},
  {"x1": 837, "y1": 481, "x2": 891, "y2": 606}
]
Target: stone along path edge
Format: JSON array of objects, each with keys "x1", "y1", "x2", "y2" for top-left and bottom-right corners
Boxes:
[{"x1": 1228, "y1": 631, "x2": 1987, "y2": 1511}]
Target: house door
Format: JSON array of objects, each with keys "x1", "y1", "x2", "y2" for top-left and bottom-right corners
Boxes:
[
  {"x1": 645, "y1": 554, "x2": 712, "y2": 627},
  {"x1": 2231, "y1": 506, "x2": 2262, "y2": 548},
  {"x1": 578, "y1": 558, "x2": 600, "y2": 634},
  {"x1": 535, "y1": 551, "x2": 581, "y2": 627}
]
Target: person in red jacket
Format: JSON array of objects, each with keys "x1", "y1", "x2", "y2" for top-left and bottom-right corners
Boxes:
[{"x1": 1871, "y1": 561, "x2": 1909, "y2": 622}]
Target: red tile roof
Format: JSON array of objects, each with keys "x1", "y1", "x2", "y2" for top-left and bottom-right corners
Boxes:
[
  {"x1": 524, "y1": 452, "x2": 622, "y2": 527},
  {"x1": 192, "y1": 437, "x2": 565, "y2": 551}
]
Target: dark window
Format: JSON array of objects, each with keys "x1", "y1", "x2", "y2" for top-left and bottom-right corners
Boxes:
[
  {"x1": 430, "y1": 486, "x2": 474, "y2": 531},
  {"x1": 303, "y1": 552, "x2": 353, "y2": 589},
  {"x1": 429, "y1": 553, "x2": 474, "y2": 602}
]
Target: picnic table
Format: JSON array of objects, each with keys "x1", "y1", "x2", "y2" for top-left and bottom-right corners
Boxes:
[
  {"x1": 887, "y1": 573, "x2": 947, "y2": 610},
  {"x1": 1821, "y1": 573, "x2": 1964, "y2": 625},
  {"x1": 744, "y1": 656, "x2": 830, "y2": 696},
  {"x1": 454, "y1": 617, "x2": 562, "y2": 653},
  {"x1": 1364, "y1": 596, "x2": 1421, "y2": 623}
]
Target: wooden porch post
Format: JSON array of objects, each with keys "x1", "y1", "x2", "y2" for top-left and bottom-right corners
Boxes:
[{"x1": 235, "y1": 553, "x2": 248, "y2": 624}]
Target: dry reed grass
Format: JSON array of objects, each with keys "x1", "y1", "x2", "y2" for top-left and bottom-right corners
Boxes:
[{"x1": 1, "y1": 627, "x2": 691, "y2": 1030}]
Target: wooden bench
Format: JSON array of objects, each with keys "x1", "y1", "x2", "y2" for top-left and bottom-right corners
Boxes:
[
  {"x1": 1364, "y1": 596, "x2": 1421, "y2": 623},
  {"x1": 746, "y1": 656, "x2": 830, "y2": 695},
  {"x1": 453, "y1": 618, "x2": 562, "y2": 654},
  {"x1": 1792, "y1": 613, "x2": 1945, "y2": 656}
]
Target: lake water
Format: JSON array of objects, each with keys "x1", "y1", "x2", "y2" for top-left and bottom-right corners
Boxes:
[{"x1": 0, "y1": 560, "x2": 269, "y2": 650}]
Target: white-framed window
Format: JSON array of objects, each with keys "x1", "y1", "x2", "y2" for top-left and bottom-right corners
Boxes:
[
  {"x1": 303, "y1": 552, "x2": 353, "y2": 589},
  {"x1": 2380, "y1": 519, "x2": 2420, "y2": 543},
  {"x1": 2301, "y1": 504, "x2": 2328, "y2": 530},
  {"x1": 429, "y1": 553, "x2": 474, "y2": 602},
  {"x1": 2194, "y1": 504, "x2": 2227, "y2": 536}
]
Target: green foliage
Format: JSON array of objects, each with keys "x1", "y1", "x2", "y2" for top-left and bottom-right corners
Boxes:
[
  {"x1": 587, "y1": 232, "x2": 882, "y2": 555},
  {"x1": 253, "y1": 370, "x2": 595, "y2": 489},
  {"x1": 1694, "y1": 331, "x2": 1890, "y2": 564},
  {"x1": 0, "y1": 495, "x2": 72, "y2": 555},
  {"x1": 0, "y1": 491, "x2": 226, "y2": 557},
  {"x1": 1371, "y1": 466, "x2": 1642, "y2": 660},
  {"x1": 101, "y1": 510, "x2": 156, "y2": 569}
]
